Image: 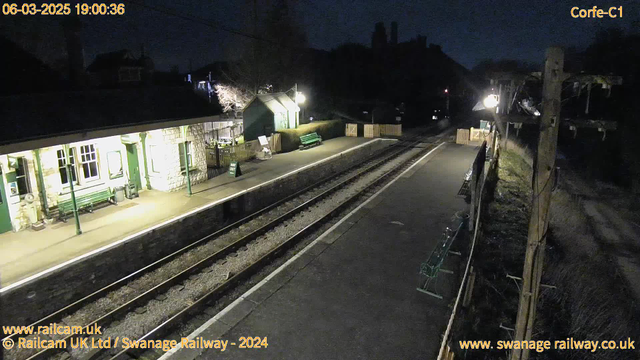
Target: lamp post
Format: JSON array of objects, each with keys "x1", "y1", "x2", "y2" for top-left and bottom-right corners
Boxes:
[
  {"x1": 289, "y1": 83, "x2": 306, "y2": 126},
  {"x1": 180, "y1": 125, "x2": 192, "y2": 196},
  {"x1": 64, "y1": 144, "x2": 82, "y2": 235},
  {"x1": 445, "y1": 88, "x2": 450, "y2": 116}
]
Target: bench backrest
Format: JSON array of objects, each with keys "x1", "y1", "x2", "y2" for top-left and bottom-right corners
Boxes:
[
  {"x1": 59, "y1": 188, "x2": 112, "y2": 210},
  {"x1": 420, "y1": 222, "x2": 463, "y2": 277},
  {"x1": 300, "y1": 132, "x2": 320, "y2": 143}
]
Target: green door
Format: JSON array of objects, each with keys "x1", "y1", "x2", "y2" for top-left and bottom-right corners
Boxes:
[
  {"x1": 125, "y1": 144, "x2": 142, "y2": 190},
  {"x1": 0, "y1": 170, "x2": 13, "y2": 233}
]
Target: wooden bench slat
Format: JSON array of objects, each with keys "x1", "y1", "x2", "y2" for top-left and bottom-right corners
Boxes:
[
  {"x1": 57, "y1": 188, "x2": 114, "y2": 220},
  {"x1": 299, "y1": 132, "x2": 322, "y2": 148}
]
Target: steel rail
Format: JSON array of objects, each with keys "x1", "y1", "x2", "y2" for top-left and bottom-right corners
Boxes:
[
  {"x1": 109, "y1": 140, "x2": 439, "y2": 360},
  {"x1": 19, "y1": 133, "x2": 433, "y2": 360},
  {"x1": 2, "y1": 133, "x2": 416, "y2": 347}
]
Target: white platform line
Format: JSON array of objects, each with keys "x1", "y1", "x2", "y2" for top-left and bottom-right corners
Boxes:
[
  {"x1": 159, "y1": 141, "x2": 446, "y2": 359},
  {"x1": 1, "y1": 138, "x2": 394, "y2": 293}
]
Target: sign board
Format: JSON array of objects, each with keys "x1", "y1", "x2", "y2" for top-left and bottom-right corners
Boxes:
[
  {"x1": 228, "y1": 161, "x2": 242, "y2": 177},
  {"x1": 9, "y1": 182, "x2": 18, "y2": 196},
  {"x1": 7, "y1": 156, "x2": 18, "y2": 170},
  {"x1": 258, "y1": 135, "x2": 269, "y2": 146},
  {"x1": 120, "y1": 134, "x2": 140, "y2": 144}
]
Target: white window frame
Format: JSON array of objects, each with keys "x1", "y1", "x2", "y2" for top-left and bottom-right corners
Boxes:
[
  {"x1": 15, "y1": 157, "x2": 31, "y2": 197},
  {"x1": 57, "y1": 148, "x2": 78, "y2": 187},
  {"x1": 80, "y1": 144, "x2": 100, "y2": 181}
]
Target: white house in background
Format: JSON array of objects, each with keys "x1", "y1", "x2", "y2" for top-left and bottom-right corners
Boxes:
[{"x1": 0, "y1": 87, "x2": 220, "y2": 233}]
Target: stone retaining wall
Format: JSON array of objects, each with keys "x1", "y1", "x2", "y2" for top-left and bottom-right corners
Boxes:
[{"x1": 1, "y1": 139, "x2": 390, "y2": 326}]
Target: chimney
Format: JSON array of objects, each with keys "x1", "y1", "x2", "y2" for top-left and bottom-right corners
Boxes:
[
  {"x1": 139, "y1": 44, "x2": 155, "y2": 85},
  {"x1": 62, "y1": 16, "x2": 85, "y2": 88},
  {"x1": 390, "y1": 21, "x2": 398, "y2": 45}
]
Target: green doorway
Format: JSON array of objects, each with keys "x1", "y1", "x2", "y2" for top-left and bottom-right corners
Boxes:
[
  {"x1": 0, "y1": 170, "x2": 13, "y2": 233},
  {"x1": 125, "y1": 144, "x2": 142, "y2": 190}
]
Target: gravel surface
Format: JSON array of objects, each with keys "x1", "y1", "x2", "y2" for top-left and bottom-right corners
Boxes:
[{"x1": 6, "y1": 139, "x2": 433, "y2": 360}]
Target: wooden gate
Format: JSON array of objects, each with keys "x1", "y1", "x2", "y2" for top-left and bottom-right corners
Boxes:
[{"x1": 345, "y1": 123, "x2": 358, "y2": 137}]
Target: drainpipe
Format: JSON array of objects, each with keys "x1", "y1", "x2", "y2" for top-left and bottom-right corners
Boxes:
[
  {"x1": 184, "y1": 141, "x2": 192, "y2": 196},
  {"x1": 180, "y1": 125, "x2": 192, "y2": 196},
  {"x1": 34, "y1": 149, "x2": 49, "y2": 218},
  {"x1": 64, "y1": 144, "x2": 82, "y2": 235},
  {"x1": 139, "y1": 132, "x2": 152, "y2": 190}
]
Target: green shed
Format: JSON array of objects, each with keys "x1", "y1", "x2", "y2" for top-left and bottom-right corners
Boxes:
[{"x1": 242, "y1": 93, "x2": 300, "y2": 141}]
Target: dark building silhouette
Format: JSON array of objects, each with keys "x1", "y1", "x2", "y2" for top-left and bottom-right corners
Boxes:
[
  {"x1": 61, "y1": 16, "x2": 86, "y2": 88},
  {"x1": 371, "y1": 22, "x2": 387, "y2": 51},
  {"x1": 390, "y1": 21, "x2": 398, "y2": 46}
]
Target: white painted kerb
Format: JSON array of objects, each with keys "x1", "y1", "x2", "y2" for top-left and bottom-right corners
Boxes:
[
  {"x1": 159, "y1": 141, "x2": 446, "y2": 359},
  {"x1": 1, "y1": 138, "x2": 394, "y2": 293}
]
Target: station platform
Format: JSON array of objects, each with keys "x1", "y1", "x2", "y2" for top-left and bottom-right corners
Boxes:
[
  {"x1": 169, "y1": 143, "x2": 479, "y2": 360},
  {"x1": 0, "y1": 137, "x2": 392, "y2": 288}
]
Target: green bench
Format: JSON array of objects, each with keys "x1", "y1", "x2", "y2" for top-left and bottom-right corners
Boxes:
[
  {"x1": 58, "y1": 188, "x2": 115, "y2": 222},
  {"x1": 299, "y1": 132, "x2": 322, "y2": 150},
  {"x1": 416, "y1": 221, "x2": 464, "y2": 299}
]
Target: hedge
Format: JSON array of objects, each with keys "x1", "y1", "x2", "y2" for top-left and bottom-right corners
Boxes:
[{"x1": 278, "y1": 119, "x2": 345, "y2": 152}]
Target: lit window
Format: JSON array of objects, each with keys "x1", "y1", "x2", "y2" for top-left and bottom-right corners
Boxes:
[
  {"x1": 15, "y1": 157, "x2": 31, "y2": 196},
  {"x1": 57, "y1": 148, "x2": 77, "y2": 186},
  {"x1": 178, "y1": 142, "x2": 192, "y2": 171},
  {"x1": 80, "y1": 144, "x2": 100, "y2": 180},
  {"x1": 107, "y1": 151, "x2": 123, "y2": 179}
]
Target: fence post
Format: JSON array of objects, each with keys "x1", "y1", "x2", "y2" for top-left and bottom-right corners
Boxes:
[{"x1": 215, "y1": 144, "x2": 220, "y2": 168}]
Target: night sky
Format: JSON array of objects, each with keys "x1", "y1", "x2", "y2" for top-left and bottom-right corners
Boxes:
[{"x1": 2, "y1": 0, "x2": 638, "y2": 72}]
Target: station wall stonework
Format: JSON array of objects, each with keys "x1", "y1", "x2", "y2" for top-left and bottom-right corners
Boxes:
[{"x1": 1, "y1": 139, "x2": 389, "y2": 326}]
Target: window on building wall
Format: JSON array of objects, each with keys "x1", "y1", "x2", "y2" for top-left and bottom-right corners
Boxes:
[
  {"x1": 107, "y1": 151, "x2": 123, "y2": 179},
  {"x1": 80, "y1": 144, "x2": 99, "y2": 180},
  {"x1": 57, "y1": 148, "x2": 78, "y2": 186},
  {"x1": 178, "y1": 141, "x2": 192, "y2": 171},
  {"x1": 15, "y1": 157, "x2": 31, "y2": 196}
]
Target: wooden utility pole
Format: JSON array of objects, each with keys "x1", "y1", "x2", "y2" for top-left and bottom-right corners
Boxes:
[{"x1": 511, "y1": 47, "x2": 564, "y2": 360}]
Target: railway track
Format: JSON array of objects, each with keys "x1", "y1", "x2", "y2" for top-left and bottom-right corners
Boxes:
[{"x1": 3, "y1": 127, "x2": 449, "y2": 360}]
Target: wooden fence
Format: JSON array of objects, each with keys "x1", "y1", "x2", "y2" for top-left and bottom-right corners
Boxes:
[
  {"x1": 437, "y1": 129, "x2": 501, "y2": 360},
  {"x1": 380, "y1": 124, "x2": 402, "y2": 136},
  {"x1": 364, "y1": 124, "x2": 381, "y2": 138},
  {"x1": 456, "y1": 129, "x2": 470, "y2": 145},
  {"x1": 206, "y1": 134, "x2": 282, "y2": 170}
]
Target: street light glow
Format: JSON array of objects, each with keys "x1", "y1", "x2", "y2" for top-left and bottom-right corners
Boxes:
[
  {"x1": 483, "y1": 94, "x2": 499, "y2": 109},
  {"x1": 295, "y1": 92, "x2": 306, "y2": 104}
]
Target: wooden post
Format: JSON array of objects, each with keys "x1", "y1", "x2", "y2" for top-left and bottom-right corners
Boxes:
[
  {"x1": 463, "y1": 266, "x2": 476, "y2": 307},
  {"x1": 511, "y1": 47, "x2": 564, "y2": 360}
]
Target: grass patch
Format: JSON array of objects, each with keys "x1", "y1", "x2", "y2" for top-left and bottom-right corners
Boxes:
[
  {"x1": 452, "y1": 141, "x2": 640, "y2": 359},
  {"x1": 278, "y1": 119, "x2": 345, "y2": 152}
]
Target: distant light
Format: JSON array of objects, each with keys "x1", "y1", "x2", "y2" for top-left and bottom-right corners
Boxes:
[
  {"x1": 432, "y1": 115, "x2": 438, "y2": 120},
  {"x1": 295, "y1": 92, "x2": 306, "y2": 104},
  {"x1": 444, "y1": 89, "x2": 449, "y2": 93},
  {"x1": 309, "y1": 116, "x2": 314, "y2": 121},
  {"x1": 534, "y1": 110, "x2": 541, "y2": 116},
  {"x1": 483, "y1": 94, "x2": 499, "y2": 109}
]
